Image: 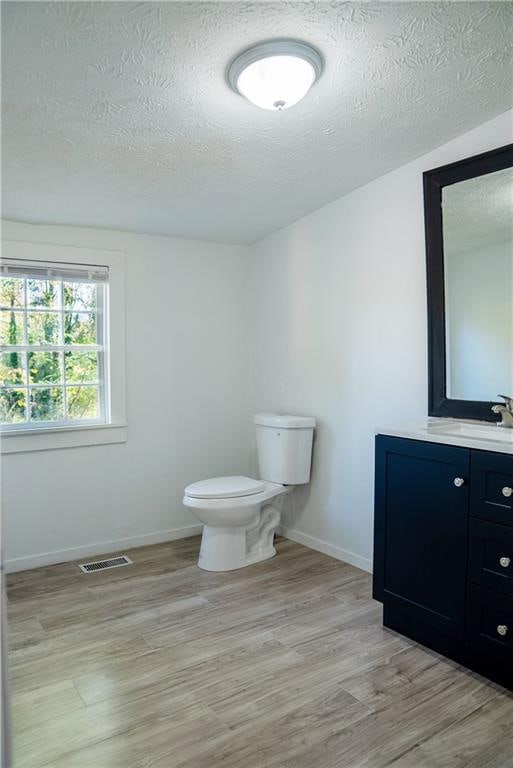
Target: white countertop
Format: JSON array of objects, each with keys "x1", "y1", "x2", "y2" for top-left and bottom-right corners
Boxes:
[{"x1": 376, "y1": 418, "x2": 513, "y2": 455}]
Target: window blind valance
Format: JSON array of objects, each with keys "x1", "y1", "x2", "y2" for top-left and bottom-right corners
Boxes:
[{"x1": 0, "y1": 258, "x2": 109, "y2": 284}]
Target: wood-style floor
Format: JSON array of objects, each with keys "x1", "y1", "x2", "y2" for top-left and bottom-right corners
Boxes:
[{"x1": 6, "y1": 536, "x2": 513, "y2": 768}]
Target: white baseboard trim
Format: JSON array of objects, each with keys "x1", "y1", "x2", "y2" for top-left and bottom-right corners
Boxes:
[
  {"x1": 4, "y1": 525, "x2": 203, "y2": 573},
  {"x1": 278, "y1": 526, "x2": 372, "y2": 574}
]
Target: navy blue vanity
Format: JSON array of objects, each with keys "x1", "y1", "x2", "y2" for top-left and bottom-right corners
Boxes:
[
  {"x1": 376, "y1": 142, "x2": 513, "y2": 691},
  {"x1": 373, "y1": 431, "x2": 513, "y2": 691}
]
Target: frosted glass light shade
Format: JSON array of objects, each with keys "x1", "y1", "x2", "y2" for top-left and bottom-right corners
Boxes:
[
  {"x1": 237, "y1": 55, "x2": 315, "y2": 111},
  {"x1": 228, "y1": 40, "x2": 323, "y2": 111}
]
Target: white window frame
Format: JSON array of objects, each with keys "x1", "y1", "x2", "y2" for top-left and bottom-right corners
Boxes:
[{"x1": 1, "y1": 241, "x2": 127, "y2": 453}]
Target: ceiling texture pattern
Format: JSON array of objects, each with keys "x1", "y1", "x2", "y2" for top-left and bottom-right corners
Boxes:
[{"x1": 2, "y1": 1, "x2": 513, "y2": 243}]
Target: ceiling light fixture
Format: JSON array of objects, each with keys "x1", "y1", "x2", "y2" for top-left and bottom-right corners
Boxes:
[{"x1": 227, "y1": 40, "x2": 323, "y2": 111}]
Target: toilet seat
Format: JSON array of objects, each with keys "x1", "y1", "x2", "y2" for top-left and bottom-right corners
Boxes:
[{"x1": 184, "y1": 475, "x2": 265, "y2": 500}]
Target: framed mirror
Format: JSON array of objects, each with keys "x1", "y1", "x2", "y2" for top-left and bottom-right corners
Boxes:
[{"x1": 424, "y1": 143, "x2": 513, "y2": 422}]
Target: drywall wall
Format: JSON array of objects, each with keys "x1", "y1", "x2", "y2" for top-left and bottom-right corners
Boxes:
[
  {"x1": 446, "y1": 239, "x2": 513, "y2": 401},
  {"x1": 248, "y1": 109, "x2": 513, "y2": 572},
  {"x1": 2, "y1": 221, "x2": 253, "y2": 570}
]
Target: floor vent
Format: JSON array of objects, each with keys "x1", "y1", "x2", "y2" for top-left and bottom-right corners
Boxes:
[{"x1": 79, "y1": 555, "x2": 132, "y2": 573}]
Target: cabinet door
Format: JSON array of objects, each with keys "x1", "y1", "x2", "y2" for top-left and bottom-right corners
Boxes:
[{"x1": 374, "y1": 436, "x2": 469, "y2": 654}]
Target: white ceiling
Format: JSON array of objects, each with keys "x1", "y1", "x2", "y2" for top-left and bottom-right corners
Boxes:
[{"x1": 2, "y1": 1, "x2": 513, "y2": 244}]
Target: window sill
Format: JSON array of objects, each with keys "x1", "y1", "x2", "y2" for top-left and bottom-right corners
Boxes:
[{"x1": 0, "y1": 422, "x2": 127, "y2": 454}]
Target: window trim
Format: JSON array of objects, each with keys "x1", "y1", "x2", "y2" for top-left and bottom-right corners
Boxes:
[{"x1": 1, "y1": 241, "x2": 127, "y2": 453}]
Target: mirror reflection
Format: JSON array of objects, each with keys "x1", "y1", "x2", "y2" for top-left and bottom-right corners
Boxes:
[{"x1": 443, "y1": 167, "x2": 513, "y2": 402}]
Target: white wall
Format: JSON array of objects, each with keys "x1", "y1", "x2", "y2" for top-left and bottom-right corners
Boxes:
[
  {"x1": 446, "y1": 239, "x2": 513, "y2": 401},
  {"x1": 2, "y1": 221, "x2": 253, "y2": 570},
  {"x1": 248, "y1": 109, "x2": 513, "y2": 572}
]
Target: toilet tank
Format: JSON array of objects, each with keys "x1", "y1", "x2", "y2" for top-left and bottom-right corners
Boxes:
[{"x1": 254, "y1": 414, "x2": 315, "y2": 485}]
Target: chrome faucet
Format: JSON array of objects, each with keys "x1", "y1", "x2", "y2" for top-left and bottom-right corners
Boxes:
[{"x1": 492, "y1": 395, "x2": 513, "y2": 428}]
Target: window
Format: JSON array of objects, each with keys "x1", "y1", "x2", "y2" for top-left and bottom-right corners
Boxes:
[
  {"x1": 1, "y1": 241, "x2": 126, "y2": 453},
  {"x1": 0, "y1": 258, "x2": 109, "y2": 430}
]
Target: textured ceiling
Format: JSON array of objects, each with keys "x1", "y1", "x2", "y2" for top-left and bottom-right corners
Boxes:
[
  {"x1": 2, "y1": 1, "x2": 513, "y2": 244},
  {"x1": 443, "y1": 168, "x2": 513, "y2": 255}
]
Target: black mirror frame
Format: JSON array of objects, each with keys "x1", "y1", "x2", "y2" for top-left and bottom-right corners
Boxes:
[{"x1": 424, "y1": 143, "x2": 513, "y2": 422}]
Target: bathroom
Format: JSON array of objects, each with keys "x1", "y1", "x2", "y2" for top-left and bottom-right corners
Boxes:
[{"x1": 1, "y1": 1, "x2": 513, "y2": 766}]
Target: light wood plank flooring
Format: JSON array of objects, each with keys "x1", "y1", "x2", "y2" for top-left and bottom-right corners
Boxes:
[{"x1": 6, "y1": 536, "x2": 513, "y2": 768}]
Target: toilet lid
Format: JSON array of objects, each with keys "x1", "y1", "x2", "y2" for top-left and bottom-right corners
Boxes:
[{"x1": 185, "y1": 476, "x2": 265, "y2": 500}]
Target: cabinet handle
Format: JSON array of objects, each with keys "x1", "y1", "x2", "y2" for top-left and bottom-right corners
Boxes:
[
  {"x1": 500, "y1": 557, "x2": 511, "y2": 568},
  {"x1": 502, "y1": 487, "x2": 513, "y2": 498},
  {"x1": 453, "y1": 477, "x2": 465, "y2": 488},
  {"x1": 497, "y1": 625, "x2": 508, "y2": 637}
]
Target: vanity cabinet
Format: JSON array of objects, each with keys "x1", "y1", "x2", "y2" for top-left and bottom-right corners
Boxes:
[{"x1": 374, "y1": 434, "x2": 513, "y2": 691}]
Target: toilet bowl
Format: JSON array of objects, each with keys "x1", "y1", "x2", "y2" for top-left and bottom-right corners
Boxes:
[
  {"x1": 183, "y1": 476, "x2": 290, "y2": 571},
  {"x1": 183, "y1": 414, "x2": 315, "y2": 572}
]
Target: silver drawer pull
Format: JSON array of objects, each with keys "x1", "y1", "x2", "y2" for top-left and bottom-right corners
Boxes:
[
  {"x1": 497, "y1": 625, "x2": 508, "y2": 637},
  {"x1": 502, "y1": 487, "x2": 513, "y2": 498},
  {"x1": 454, "y1": 477, "x2": 465, "y2": 488},
  {"x1": 500, "y1": 557, "x2": 511, "y2": 568}
]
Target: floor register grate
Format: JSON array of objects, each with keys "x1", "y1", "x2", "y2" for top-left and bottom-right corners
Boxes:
[{"x1": 78, "y1": 555, "x2": 132, "y2": 573}]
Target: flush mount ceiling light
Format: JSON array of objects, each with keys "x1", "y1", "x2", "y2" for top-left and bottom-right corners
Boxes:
[{"x1": 227, "y1": 40, "x2": 323, "y2": 111}]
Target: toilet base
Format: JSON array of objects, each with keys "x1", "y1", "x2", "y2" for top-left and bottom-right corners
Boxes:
[
  {"x1": 197, "y1": 501, "x2": 282, "y2": 572},
  {"x1": 198, "y1": 525, "x2": 277, "y2": 572}
]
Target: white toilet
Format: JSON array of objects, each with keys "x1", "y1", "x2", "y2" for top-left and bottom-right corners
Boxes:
[{"x1": 183, "y1": 414, "x2": 315, "y2": 571}]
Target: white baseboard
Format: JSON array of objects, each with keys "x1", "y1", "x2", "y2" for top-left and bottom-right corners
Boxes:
[
  {"x1": 278, "y1": 526, "x2": 372, "y2": 574},
  {"x1": 5, "y1": 524, "x2": 371, "y2": 575},
  {"x1": 4, "y1": 525, "x2": 202, "y2": 573}
]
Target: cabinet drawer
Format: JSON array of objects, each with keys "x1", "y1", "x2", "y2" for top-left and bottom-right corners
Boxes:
[
  {"x1": 470, "y1": 451, "x2": 513, "y2": 526},
  {"x1": 469, "y1": 518, "x2": 513, "y2": 596},
  {"x1": 467, "y1": 586, "x2": 513, "y2": 656},
  {"x1": 467, "y1": 586, "x2": 513, "y2": 688}
]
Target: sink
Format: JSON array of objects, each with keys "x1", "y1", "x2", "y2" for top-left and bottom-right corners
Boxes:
[
  {"x1": 428, "y1": 421, "x2": 513, "y2": 444},
  {"x1": 377, "y1": 419, "x2": 513, "y2": 455}
]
